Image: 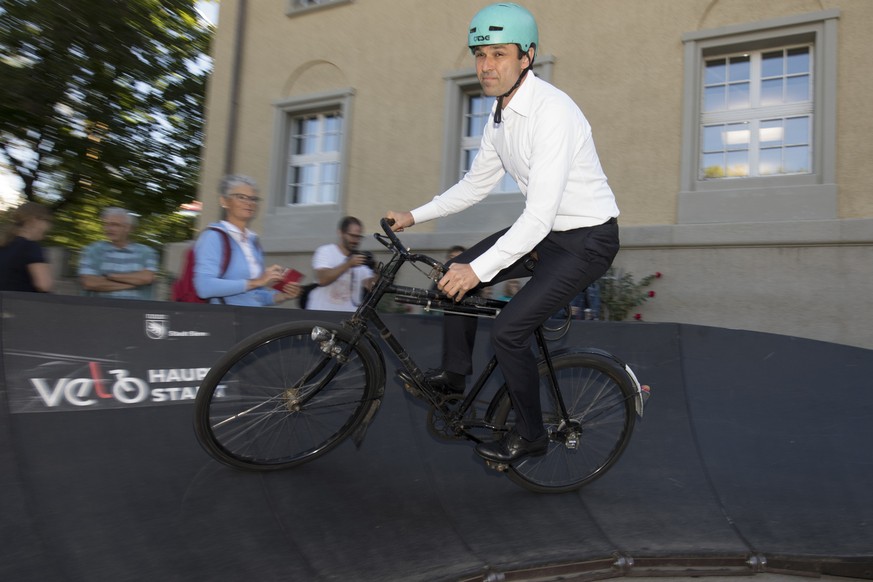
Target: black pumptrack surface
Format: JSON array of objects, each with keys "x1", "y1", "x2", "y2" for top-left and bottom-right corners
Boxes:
[{"x1": 1, "y1": 293, "x2": 871, "y2": 581}]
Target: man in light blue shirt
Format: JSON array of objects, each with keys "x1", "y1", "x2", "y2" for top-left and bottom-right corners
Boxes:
[
  {"x1": 78, "y1": 207, "x2": 159, "y2": 300},
  {"x1": 387, "y1": 3, "x2": 620, "y2": 463}
]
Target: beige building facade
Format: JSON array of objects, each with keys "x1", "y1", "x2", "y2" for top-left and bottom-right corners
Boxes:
[{"x1": 190, "y1": 0, "x2": 873, "y2": 349}]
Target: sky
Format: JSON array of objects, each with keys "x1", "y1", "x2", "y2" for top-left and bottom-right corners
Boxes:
[
  {"x1": 0, "y1": 173, "x2": 19, "y2": 211},
  {"x1": 196, "y1": 1, "x2": 219, "y2": 26}
]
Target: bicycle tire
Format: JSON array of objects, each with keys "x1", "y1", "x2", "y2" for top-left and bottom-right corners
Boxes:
[
  {"x1": 490, "y1": 352, "x2": 637, "y2": 493},
  {"x1": 194, "y1": 321, "x2": 381, "y2": 471}
]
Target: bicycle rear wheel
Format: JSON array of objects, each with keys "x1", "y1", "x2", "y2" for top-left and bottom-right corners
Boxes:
[
  {"x1": 194, "y1": 321, "x2": 380, "y2": 471},
  {"x1": 491, "y1": 352, "x2": 637, "y2": 493}
]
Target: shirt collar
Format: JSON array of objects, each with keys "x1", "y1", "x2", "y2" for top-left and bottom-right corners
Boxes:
[
  {"x1": 221, "y1": 221, "x2": 254, "y2": 243},
  {"x1": 504, "y1": 69, "x2": 536, "y2": 119}
]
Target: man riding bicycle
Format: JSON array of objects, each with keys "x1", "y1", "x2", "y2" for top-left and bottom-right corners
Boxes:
[{"x1": 386, "y1": 2, "x2": 620, "y2": 464}]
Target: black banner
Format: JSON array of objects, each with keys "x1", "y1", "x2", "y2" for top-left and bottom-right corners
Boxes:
[{"x1": 1, "y1": 293, "x2": 284, "y2": 413}]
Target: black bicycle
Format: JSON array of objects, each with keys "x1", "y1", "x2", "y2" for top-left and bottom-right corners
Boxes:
[{"x1": 194, "y1": 218, "x2": 650, "y2": 493}]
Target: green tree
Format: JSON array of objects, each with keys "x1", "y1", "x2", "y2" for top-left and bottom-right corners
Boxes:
[{"x1": 0, "y1": 0, "x2": 212, "y2": 250}]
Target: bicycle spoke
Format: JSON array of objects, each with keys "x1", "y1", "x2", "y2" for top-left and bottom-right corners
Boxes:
[
  {"x1": 492, "y1": 352, "x2": 636, "y2": 493},
  {"x1": 195, "y1": 322, "x2": 378, "y2": 470}
]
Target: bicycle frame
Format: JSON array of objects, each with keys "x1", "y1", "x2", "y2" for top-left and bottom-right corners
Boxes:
[{"x1": 324, "y1": 219, "x2": 576, "y2": 443}]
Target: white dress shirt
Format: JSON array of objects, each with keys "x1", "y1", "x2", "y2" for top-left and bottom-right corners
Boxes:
[
  {"x1": 221, "y1": 221, "x2": 260, "y2": 278},
  {"x1": 411, "y1": 71, "x2": 619, "y2": 282}
]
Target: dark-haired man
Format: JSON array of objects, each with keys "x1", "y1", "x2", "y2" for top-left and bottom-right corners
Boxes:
[
  {"x1": 306, "y1": 216, "x2": 374, "y2": 312},
  {"x1": 386, "y1": 3, "x2": 620, "y2": 463}
]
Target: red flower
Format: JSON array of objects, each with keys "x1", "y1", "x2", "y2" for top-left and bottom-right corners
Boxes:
[
  {"x1": 648, "y1": 290, "x2": 656, "y2": 297},
  {"x1": 634, "y1": 313, "x2": 642, "y2": 320},
  {"x1": 655, "y1": 272, "x2": 662, "y2": 278}
]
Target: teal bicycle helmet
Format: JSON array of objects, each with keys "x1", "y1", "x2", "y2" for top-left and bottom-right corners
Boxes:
[
  {"x1": 468, "y1": 3, "x2": 539, "y2": 124},
  {"x1": 468, "y1": 2, "x2": 538, "y2": 58}
]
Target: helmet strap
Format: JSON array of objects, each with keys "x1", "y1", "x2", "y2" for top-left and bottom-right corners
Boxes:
[
  {"x1": 494, "y1": 66, "x2": 529, "y2": 125},
  {"x1": 493, "y1": 48, "x2": 535, "y2": 125}
]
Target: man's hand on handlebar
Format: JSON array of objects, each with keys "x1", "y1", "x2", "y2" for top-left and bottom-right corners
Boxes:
[
  {"x1": 385, "y1": 211, "x2": 414, "y2": 232},
  {"x1": 438, "y1": 263, "x2": 481, "y2": 302}
]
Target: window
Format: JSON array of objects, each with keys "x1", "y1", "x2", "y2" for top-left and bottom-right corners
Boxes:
[
  {"x1": 266, "y1": 88, "x2": 354, "y2": 241},
  {"x1": 700, "y1": 46, "x2": 812, "y2": 180},
  {"x1": 460, "y1": 90, "x2": 518, "y2": 192},
  {"x1": 285, "y1": 112, "x2": 342, "y2": 205},
  {"x1": 680, "y1": 11, "x2": 838, "y2": 223}
]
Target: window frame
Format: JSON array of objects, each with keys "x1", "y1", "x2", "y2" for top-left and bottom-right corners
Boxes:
[
  {"x1": 264, "y1": 88, "x2": 355, "y2": 242},
  {"x1": 286, "y1": 0, "x2": 353, "y2": 17},
  {"x1": 679, "y1": 10, "x2": 839, "y2": 224}
]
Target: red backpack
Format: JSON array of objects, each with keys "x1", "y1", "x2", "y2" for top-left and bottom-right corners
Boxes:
[{"x1": 171, "y1": 227, "x2": 232, "y2": 302}]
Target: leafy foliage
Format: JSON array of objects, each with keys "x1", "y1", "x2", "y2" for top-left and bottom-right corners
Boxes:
[
  {"x1": 0, "y1": 0, "x2": 212, "y2": 249},
  {"x1": 599, "y1": 267, "x2": 661, "y2": 321}
]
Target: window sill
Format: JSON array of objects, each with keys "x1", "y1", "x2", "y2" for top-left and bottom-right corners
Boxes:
[
  {"x1": 285, "y1": 0, "x2": 353, "y2": 18},
  {"x1": 677, "y1": 183, "x2": 837, "y2": 224}
]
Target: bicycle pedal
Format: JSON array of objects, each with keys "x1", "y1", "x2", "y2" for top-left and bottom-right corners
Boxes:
[
  {"x1": 484, "y1": 460, "x2": 509, "y2": 473},
  {"x1": 395, "y1": 370, "x2": 422, "y2": 399},
  {"x1": 437, "y1": 393, "x2": 464, "y2": 407}
]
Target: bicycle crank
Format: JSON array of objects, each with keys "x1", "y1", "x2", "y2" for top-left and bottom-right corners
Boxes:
[
  {"x1": 395, "y1": 369, "x2": 423, "y2": 399},
  {"x1": 426, "y1": 395, "x2": 465, "y2": 441}
]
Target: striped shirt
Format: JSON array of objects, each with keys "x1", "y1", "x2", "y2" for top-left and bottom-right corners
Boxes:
[{"x1": 78, "y1": 241, "x2": 159, "y2": 300}]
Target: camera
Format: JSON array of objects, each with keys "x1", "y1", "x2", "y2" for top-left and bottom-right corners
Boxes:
[{"x1": 351, "y1": 250, "x2": 376, "y2": 269}]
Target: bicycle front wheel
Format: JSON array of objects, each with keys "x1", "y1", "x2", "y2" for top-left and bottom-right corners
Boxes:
[
  {"x1": 491, "y1": 352, "x2": 637, "y2": 493},
  {"x1": 194, "y1": 321, "x2": 381, "y2": 471}
]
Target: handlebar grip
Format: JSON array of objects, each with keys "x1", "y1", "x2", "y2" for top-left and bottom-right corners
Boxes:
[{"x1": 380, "y1": 217, "x2": 405, "y2": 254}]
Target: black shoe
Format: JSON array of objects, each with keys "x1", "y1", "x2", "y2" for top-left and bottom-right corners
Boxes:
[
  {"x1": 475, "y1": 430, "x2": 549, "y2": 463},
  {"x1": 424, "y1": 369, "x2": 465, "y2": 395}
]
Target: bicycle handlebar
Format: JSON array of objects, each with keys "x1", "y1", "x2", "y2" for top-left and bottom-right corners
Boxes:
[
  {"x1": 378, "y1": 217, "x2": 404, "y2": 254},
  {"x1": 377, "y1": 217, "x2": 446, "y2": 275}
]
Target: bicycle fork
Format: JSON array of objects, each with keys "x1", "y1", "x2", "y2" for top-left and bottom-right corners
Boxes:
[{"x1": 309, "y1": 323, "x2": 387, "y2": 448}]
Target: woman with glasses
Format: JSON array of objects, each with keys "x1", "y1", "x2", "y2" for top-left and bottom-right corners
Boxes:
[{"x1": 193, "y1": 174, "x2": 301, "y2": 306}]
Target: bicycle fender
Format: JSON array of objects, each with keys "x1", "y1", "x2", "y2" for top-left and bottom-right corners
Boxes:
[
  {"x1": 484, "y1": 347, "x2": 648, "y2": 421},
  {"x1": 552, "y1": 347, "x2": 648, "y2": 418},
  {"x1": 547, "y1": 346, "x2": 626, "y2": 366},
  {"x1": 351, "y1": 331, "x2": 387, "y2": 448}
]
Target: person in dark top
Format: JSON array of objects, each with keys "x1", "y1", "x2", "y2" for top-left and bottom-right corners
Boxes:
[{"x1": 0, "y1": 201, "x2": 53, "y2": 293}]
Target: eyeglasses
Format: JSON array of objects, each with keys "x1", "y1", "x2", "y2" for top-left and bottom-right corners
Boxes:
[
  {"x1": 230, "y1": 193, "x2": 262, "y2": 203},
  {"x1": 344, "y1": 232, "x2": 364, "y2": 239}
]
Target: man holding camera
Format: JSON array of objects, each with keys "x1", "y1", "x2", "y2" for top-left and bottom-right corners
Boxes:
[{"x1": 306, "y1": 216, "x2": 375, "y2": 312}]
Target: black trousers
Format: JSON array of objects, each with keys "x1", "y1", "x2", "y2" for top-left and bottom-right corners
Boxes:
[{"x1": 442, "y1": 218, "x2": 620, "y2": 441}]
